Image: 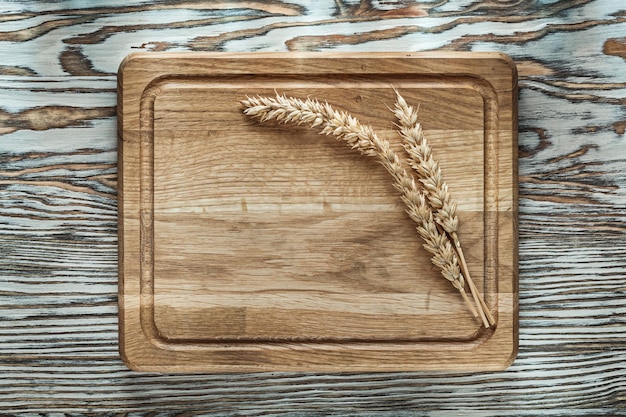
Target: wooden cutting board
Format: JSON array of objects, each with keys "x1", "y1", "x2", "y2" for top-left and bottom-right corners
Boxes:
[{"x1": 118, "y1": 52, "x2": 518, "y2": 372}]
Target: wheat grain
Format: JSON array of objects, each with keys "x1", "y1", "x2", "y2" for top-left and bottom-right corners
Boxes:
[
  {"x1": 392, "y1": 89, "x2": 495, "y2": 327},
  {"x1": 392, "y1": 91, "x2": 458, "y2": 234},
  {"x1": 242, "y1": 92, "x2": 479, "y2": 319}
]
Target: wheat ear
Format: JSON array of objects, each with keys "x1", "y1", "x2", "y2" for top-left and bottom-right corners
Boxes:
[
  {"x1": 392, "y1": 89, "x2": 495, "y2": 327},
  {"x1": 242, "y1": 93, "x2": 478, "y2": 319}
]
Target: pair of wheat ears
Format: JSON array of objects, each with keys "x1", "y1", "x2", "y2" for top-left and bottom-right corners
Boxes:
[{"x1": 241, "y1": 89, "x2": 495, "y2": 328}]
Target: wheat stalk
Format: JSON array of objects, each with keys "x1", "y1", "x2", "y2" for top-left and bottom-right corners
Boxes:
[
  {"x1": 242, "y1": 92, "x2": 479, "y2": 319},
  {"x1": 392, "y1": 89, "x2": 495, "y2": 327}
]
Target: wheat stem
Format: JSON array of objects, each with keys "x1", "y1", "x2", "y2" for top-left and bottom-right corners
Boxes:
[
  {"x1": 459, "y1": 287, "x2": 477, "y2": 319},
  {"x1": 392, "y1": 89, "x2": 493, "y2": 327},
  {"x1": 454, "y1": 232, "x2": 495, "y2": 325},
  {"x1": 242, "y1": 93, "x2": 476, "y2": 318}
]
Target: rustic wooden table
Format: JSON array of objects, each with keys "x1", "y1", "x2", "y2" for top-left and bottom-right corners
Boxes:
[{"x1": 1, "y1": 0, "x2": 624, "y2": 414}]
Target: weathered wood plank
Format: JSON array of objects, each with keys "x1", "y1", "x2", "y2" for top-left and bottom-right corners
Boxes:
[{"x1": 0, "y1": 0, "x2": 625, "y2": 414}]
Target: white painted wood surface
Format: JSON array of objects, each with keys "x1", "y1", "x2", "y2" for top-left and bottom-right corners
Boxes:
[{"x1": 0, "y1": 0, "x2": 624, "y2": 414}]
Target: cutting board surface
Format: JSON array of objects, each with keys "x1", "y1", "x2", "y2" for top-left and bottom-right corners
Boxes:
[{"x1": 118, "y1": 52, "x2": 518, "y2": 372}]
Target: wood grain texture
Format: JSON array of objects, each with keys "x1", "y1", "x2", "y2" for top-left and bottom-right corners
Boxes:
[
  {"x1": 117, "y1": 53, "x2": 517, "y2": 372},
  {"x1": 0, "y1": 0, "x2": 625, "y2": 414}
]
